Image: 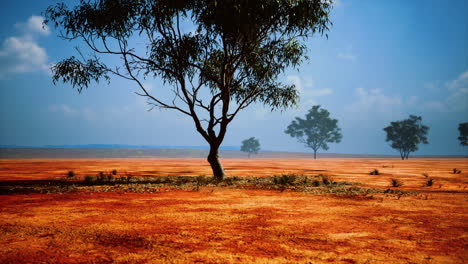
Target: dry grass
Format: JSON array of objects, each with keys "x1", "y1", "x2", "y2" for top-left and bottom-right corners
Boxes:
[{"x1": 0, "y1": 158, "x2": 467, "y2": 263}]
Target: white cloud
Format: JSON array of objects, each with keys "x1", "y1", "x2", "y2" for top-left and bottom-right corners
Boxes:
[
  {"x1": 307, "y1": 88, "x2": 333, "y2": 97},
  {"x1": 15, "y1": 15, "x2": 50, "y2": 37},
  {"x1": 0, "y1": 16, "x2": 51, "y2": 78},
  {"x1": 424, "y1": 70, "x2": 468, "y2": 112},
  {"x1": 286, "y1": 75, "x2": 332, "y2": 97},
  {"x1": 343, "y1": 87, "x2": 407, "y2": 120}
]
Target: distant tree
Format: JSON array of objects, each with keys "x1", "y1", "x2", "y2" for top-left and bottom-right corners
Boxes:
[
  {"x1": 240, "y1": 137, "x2": 260, "y2": 158},
  {"x1": 458, "y1": 122, "x2": 468, "y2": 146},
  {"x1": 285, "y1": 105, "x2": 342, "y2": 159},
  {"x1": 44, "y1": 0, "x2": 333, "y2": 181},
  {"x1": 383, "y1": 115, "x2": 429, "y2": 160}
]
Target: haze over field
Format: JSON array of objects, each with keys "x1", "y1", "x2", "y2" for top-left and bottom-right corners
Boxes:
[{"x1": 0, "y1": 0, "x2": 467, "y2": 156}]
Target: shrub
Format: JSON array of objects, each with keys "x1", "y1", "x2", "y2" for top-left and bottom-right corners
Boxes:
[
  {"x1": 67, "y1": 170, "x2": 76, "y2": 178},
  {"x1": 426, "y1": 178, "x2": 435, "y2": 187},
  {"x1": 272, "y1": 174, "x2": 297, "y2": 185},
  {"x1": 453, "y1": 168, "x2": 462, "y2": 174},
  {"x1": 311, "y1": 179, "x2": 321, "y2": 187},
  {"x1": 369, "y1": 169, "x2": 380, "y2": 175},
  {"x1": 84, "y1": 176, "x2": 95, "y2": 184},
  {"x1": 320, "y1": 174, "x2": 334, "y2": 185},
  {"x1": 112, "y1": 169, "x2": 118, "y2": 175},
  {"x1": 390, "y1": 178, "x2": 402, "y2": 187},
  {"x1": 422, "y1": 173, "x2": 429, "y2": 178}
]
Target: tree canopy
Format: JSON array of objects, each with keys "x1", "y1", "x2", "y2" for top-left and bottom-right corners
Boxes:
[
  {"x1": 240, "y1": 137, "x2": 260, "y2": 158},
  {"x1": 383, "y1": 115, "x2": 429, "y2": 160},
  {"x1": 285, "y1": 105, "x2": 342, "y2": 159},
  {"x1": 44, "y1": 0, "x2": 333, "y2": 180},
  {"x1": 458, "y1": 122, "x2": 468, "y2": 146}
]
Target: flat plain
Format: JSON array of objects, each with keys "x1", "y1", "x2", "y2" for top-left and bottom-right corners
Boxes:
[{"x1": 0, "y1": 158, "x2": 467, "y2": 263}]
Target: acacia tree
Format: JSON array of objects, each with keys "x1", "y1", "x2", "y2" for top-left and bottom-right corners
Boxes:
[
  {"x1": 44, "y1": 0, "x2": 332, "y2": 180},
  {"x1": 458, "y1": 122, "x2": 468, "y2": 146},
  {"x1": 383, "y1": 115, "x2": 429, "y2": 160},
  {"x1": 285, "y1": 105, "x2": 342, "y2": 159},
  {"x1": 240, "y1": 137, "x2": 260, "y2": 158}
]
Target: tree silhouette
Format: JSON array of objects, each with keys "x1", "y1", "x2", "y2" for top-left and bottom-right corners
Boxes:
[
  {"x1": 285, "y1": 105, "x2": 342, "y2": 159},
  {"x1": 383, "y1": 115, "x2": 429, "y2": 160},
  {"x1": 240, "y1": 137, "x2": 260, "y2": 158},
  {"x1": 458, "y1": 122, "x2": 468, "y2": 146},
  {"x1": 44, "y1": 0, "x2": 333, "y2": 180}
]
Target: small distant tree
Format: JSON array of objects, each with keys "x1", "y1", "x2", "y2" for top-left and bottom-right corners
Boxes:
[
  {"x1": 240, "y1": 137, "x2": 260, "y2": 158},
  {"x1": 285, "y1": 105, "x2": 342, "y2": 159},
  {"x1": 383, "y1": 115, "x2": 429, "y2": 160},
  {"x1": 458, "y1": 122, "x2": 468, "y2": 146}
]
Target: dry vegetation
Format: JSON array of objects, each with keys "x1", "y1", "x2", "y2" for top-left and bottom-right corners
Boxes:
[{"x1": 0, "y1": 158, "x2": 467, "y2": 263}]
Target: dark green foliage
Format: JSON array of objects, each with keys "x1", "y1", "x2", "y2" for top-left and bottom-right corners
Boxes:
[
  {"x1": 390, "y1": 178, "x2": 402, "y2": 187},
  {"x1": 425, "y1": 178, "x2": 435, "y2": 187},
  {"x1": 240, "y1": 137, "x2": 260, "y2": 158},
  {"x1": 458, "y1": 122, "x2": 468, "y2": 146},
  {"x1": 44, "y1": 0, "x2": 333, "y2": 180},
  {"x1": 369, "y1": 169, "x2": 380, "y2": 175},
  {"x1": 285, "y1": 105, "x2": 342, "y2": 159},
  {"x1": 383, "y1": 115, "x2": 429, "y2": 160}
]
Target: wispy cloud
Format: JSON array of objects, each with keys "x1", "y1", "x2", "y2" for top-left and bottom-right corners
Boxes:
[
  {"x1": 337, "y1": 45, "x2": 357, "y2": 61},
  {"x1": 48, "y1": 104, "x2": 96, "y2": 121},
  {"x1": 286, "y1": 75, "x2": 332, "y2": 97},
  {"x1": 0, "y1": 16, "x2": 51, "y2": 78},
  {"x1": 424, "y1": 70, "x2": 468, "y2": 112},
  {"x1": 343, "y1": 88, "x2": 418, "y2": 121}
]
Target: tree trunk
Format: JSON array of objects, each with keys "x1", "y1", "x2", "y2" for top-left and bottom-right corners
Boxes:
[
  {"x1": 248, "y1": 153, "x2": 251, "y2": 159},
  {"x1": 314, "y1": 150, "x2": 317, "y2": 160},
  {"x1": 207, "y1": 145, "x2": 226, "y2": 181}
]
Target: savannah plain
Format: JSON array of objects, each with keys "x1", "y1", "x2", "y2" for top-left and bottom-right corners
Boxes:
[{"x1": 1, "y1": 158, "x2": 467, "y2": 263}]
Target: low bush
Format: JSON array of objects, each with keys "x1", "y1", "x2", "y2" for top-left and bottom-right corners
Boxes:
[
  {"x1": 390, "y1": 178, "x2": 402, "y2": 187},
  {"x1": 453, "y1": 168, "x2": 462, "y2": 174},
  {"x1": 272, "y1": 174, "x2": 297, "y2": 185},
  {"x1": 426, "y1": 178, "x2": 435, "y2": 187},
  {"x1": 67, "y1": 170, "x2": 76, "y2": 179},
  {"x1": 369, "y1": 169, "x2": 380, "y2": 175},
  {"x1": 320, "y1": 174, "x2": 334, "y2": 185}
]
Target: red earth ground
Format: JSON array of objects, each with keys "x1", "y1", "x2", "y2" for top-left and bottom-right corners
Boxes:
[{"x1": 0, "y1": 158, "x2": 467, "y2": 263}]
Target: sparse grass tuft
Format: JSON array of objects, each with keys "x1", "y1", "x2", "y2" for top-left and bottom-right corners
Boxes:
[
  {"x1": 369, "y1": 169, "x2": 380, "y2": 175},
  {"x1": 390, "y1": 178, "x2": 402, "y2": 187},
  {"x1": 425, "y1": 178, "x2": 435, "y2": 187}
]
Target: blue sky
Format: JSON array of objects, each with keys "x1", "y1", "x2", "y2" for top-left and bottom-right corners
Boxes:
[{"x1": 0, "y1": 0, "x2": 467, "y2": 155}]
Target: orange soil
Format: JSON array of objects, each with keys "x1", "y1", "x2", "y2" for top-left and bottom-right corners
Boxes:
[{"x1": 0, "y1": 158, "x2": 467, "y2": 263}]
